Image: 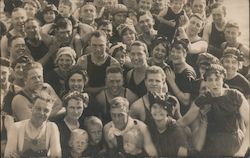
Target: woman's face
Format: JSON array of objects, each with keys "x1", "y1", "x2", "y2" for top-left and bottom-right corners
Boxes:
[
  {"x1": 187, "y1": 16, "x2": 203, "y2": 35},
  {"x1": 24, "y1": 3, "x2": 37, "y2": 18},
  {"x1": 151, "y1": 103, "x2": 167, "y2": 121},
  {"x1": 57, "y1": 54, "x2": 74, "y2": 72},
  {"x1": 138, "y1": 0, "x2": 153, "y2": 13},
  {"x1": 129, "y1": 45, "x2": 147, "y2": 68},
  {"x1": 43, "y1": 10, "x2": 56, "y2": 24},
  {"x1": 206, "y1": 73, "x2": 224, "y2": 96},
  {"x1": 222, "y1": 57, "x2": 239, "y2": 76},
  {"x1": 66, "y1": 98, "x2": 84, "y2": 120},
  {"x1": 169, "y1": 47, "x2": 186, "y2": 64},
  {"x1": 145, "y1": 73, "x2": 164, "y2": 94},
  {"x1": 14, "y1": 63, "x2": 26, "y2": 79},
  {"x1": 152, "y1": 43, "x2": 167, "y2": 64},
  {"x1": 69, "y1": 73, "x2": 85, "y2": 92},
  {"x1": 122, "y1": 29, "x2": 136, "y2": 46},
  {"x1": 32, "y1": 99, "x2": 52, "y2": 124}
]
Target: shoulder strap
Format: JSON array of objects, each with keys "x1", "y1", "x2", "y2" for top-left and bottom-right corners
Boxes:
[{"x1": 46, "y1": 122, "x2": 52, "y2": 149}]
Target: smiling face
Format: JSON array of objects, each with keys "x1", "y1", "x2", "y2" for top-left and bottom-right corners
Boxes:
[
  {"x1": 145, "y1": 73, "x2": 164, "y2": 94},
  {"x1": 24, "y1": 3, "x2": 37, "y2": 18},
  {"x1": 152, "y1": 43, "x2": 167, "y2": 64},
  {"x1": 32, "y1": 98, "x2": 52, "y2": 125},
  {"x1": 70, "y1": 134, "x2": 88, "y2": 154},
  {"x1": 206, "y1": 73, "x2": 224, "y2": 96},
  {"x1": 69, "y1": 73, "x2": 86, "y2": 92},
  {"x1": 170, "y1": 0, "x2": 184, "y2": 14},
  {"x1": 221, "y1": 56, "x2": 239, "y2": 76},
  {"x1": 10, "y1": 38, "x2": 26, "y2": 56},
  {"x1": 138, "y1": 0, "x2": 153, "y2": 13},
  {"x1": 106, "y1": 72, "x2": 124, "y2": 96},
  {"x1": 12, "y1": 9, "x2": 27, "y2": 32},
  {"x1": 14, "y1": 62, "x2": 26, "y2": 80},
  {"x1": 224, "y1": 27, "x2": 240, "y2": 44},
  {"x1": 192, "y1": 0, "x2": 206, "y2": 14},
  {"x1": 187, "y1": 16, "x2": 203, "y2": 35},
  {"x1": 211, "y1": 7, "x2": 226, "y2": 24},
  {"x1": 43, "y1": 10, "x2": 56, "y2": 24},
  {"x1": 169, "y1": 47, "x2": 186, "y2": 65},
  {"x1": 25, "y1": 20, "x2": 40, "y2": 40},
  {"x1": 151, "y1": 103, "x2": 167, "y2": 121},
  {"x1": 139, "y1": 14, "x2": 155, "y2": 33},
  {"x1": 122, "y1": 29, "x2": 136, "y2": 46},
  {"x1": 90, "y1": 36, "x2": 107, "y2": 60},
  {"x1": 57, "y1": 54, "x2": 74, "y2": 72},
  {"x1": 129, "y1": 45, "x2": 147, "y2": 68}
]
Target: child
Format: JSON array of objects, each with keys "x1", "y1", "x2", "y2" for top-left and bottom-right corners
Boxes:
[
  {"x1": 156, "y1": 0, "x2": 189, "y2": 43},
  {"x1": 68, "y1": 129, "x2": 89, "y2": 158},
  {"x1": 122, "y1": 126, "x2": 148, "y2": 157},
  {"x1": 221, "y1": 20, "x2": 249, "y2": 77},
  {"x1": 84, "y1": 116, "x2": 107, "y2": 158}
]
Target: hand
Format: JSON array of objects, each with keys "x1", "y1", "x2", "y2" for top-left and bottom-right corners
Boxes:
[
  {"x1": 165, "y1": 68, "x2": 175, "y2": 84},
  {"x1": 169, "y1": 19, "x2": 176, "y2": 27},
  {"x1": 48, "y1": 39, "x2": 62, "y2": 54}
]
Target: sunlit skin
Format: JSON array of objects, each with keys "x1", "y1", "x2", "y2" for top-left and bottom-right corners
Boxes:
[
  {"x1": 122, "y1": 29, "x2": 136, "y2": 46},
  {"x1": 224, "y1": 27, "x2": 240, "y2": 44},
  {"x1": 25, "y1": 20, "x2": 40, "y2": 40},
  {"x1": 113, "y1": 50, "x2": 126, "y2": 66},
  {"x1": 106, "y1": 73, "x2": 124, "y2": 96},
  {"x1": 113, "y1": 12, "x2": 127, "y2": 26},
  {"x1": 57, "y1": 54, "x2": 74, "y2": 72},
  {"x1": 68, "y1": 73, "x2": 86, "y2": 92},
  {"x1": 145, "y1": 73, "x2": 164, "y2": 94},
  {"x1": 14, "y1": 63, "x2": 26, "y2": 80},
  {"x1": 55, "y1": 25, "x2": 73, "y2": 44},
  {"x1": 87, "y1": 124, "x2": 103, "y2": 145},
  {"x1": 9, "y1": 38, "x2": 26, "y2": 56},
  {"x1": 80, "y1": 5, "x2": 96, "y2": 24},
  {"x1": 186, "y1": 16, "x2": 203, "y2": 36},
  {"x1": 138, "y1": 0, "x2": 153, "y2": 13},
  {"x1": 58, "y1": 4, "x2": 71, "y2": 18},
  {"x1": 129, "y1": 45, "x2": 147, "y2": 68},
  {"x1": 66, "y1": 99, "x2": 84, "y2": 120},
  {"x1": 31, "y1": 99, "x2": 52, "y2": 126},
  {"x1": 139, "y1": 14, "x2": 155, "y2": 33},
  {"x1": 169, "y1": 47, "x2": 186, "y2": 65},
  {"x1": 192, "y1": 0, "x2": 206, "y2": 14},
  {"x1": 24, "y1": 3, "x2": 37, "y2": 18},
  {"x1": 24, "y1": 68, "x2": 44, "y2": 91},
  {"x1": 90, "y1": 36, "x2": 107, "y2": 61},
  {"x1": 206, "y1": 73, "x2": 224, "y2": 97},
  {"x1": 211, "y1": 7, "x2": 226, "y2": 25},
  {"x1": 170, "y1": 0, "x2": 185, "y2": 14},
  {"x1": 11, "y1": 9, "x2": 27, "y2": 32}
]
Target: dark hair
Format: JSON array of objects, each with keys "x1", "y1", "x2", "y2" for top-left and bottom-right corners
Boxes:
[
  {"x1": 64, "y1": 65, "x2": 89, "y2": 91},
  {"x1": 9, "y1": 35, "x2": 24, "y2": 47},
  {"x1": 171, "y1": 38, "x2": 189, "y2": 54},
  {"x1": 203, "y1": 64, "x2": 226, "y2": 81},
  {"x1": 97, "y1": 20, "x2": 112, "y2": 28},
  {"x1": 130, "y1": 41, "x2": 149, "y2": 57},
  {"x1": 210, "y1": 2, "x2": 226, "y2": 16},
  {"x1": 54, "y1": 17, "x2": 72, "y2": 30},
  {"x1": 63, "y1": 91, "x2": 88, "y2": 108},
  {"x1": 11, "y1": 55, "x2": 32, "y2": 68},
  {"x1": 106, "y1": 65, "x2": 123, "y2": 75},
  {"x1": 0, "y1": 57, "x2": 10, "y2": 67},
  {"x1": 150, "y1": 37, "x2": 170, "y2": 56},
  {"x1": 89, "y1": 30, "x2": 107, "y2": 41}
]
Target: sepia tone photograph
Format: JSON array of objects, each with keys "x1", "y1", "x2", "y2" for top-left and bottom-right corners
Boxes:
[{"x1": 0, "y1": 0, "x2": 249, "y2": 157}]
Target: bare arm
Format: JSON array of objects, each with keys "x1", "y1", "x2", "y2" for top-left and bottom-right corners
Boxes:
[
  {"x1": 129, "y1": 99, "x2": 143, "y2": 120},
  {"x1": 188, "y1": 40, "x2": 208, "y2": 54},
  {"x1": 12, "y1": 95, "x2": 32, "y2": 121},
  {"x1": 4, "y1": 124, "x2": 19, "y2": 158},
  {"x1": 177, "y1": 103, "x2": 200, "y2": 127},
  {"x1": 239, "y1": 94, "x2": 249, "y2": 133},
  {"x1": 49, "y1": 123, "x2": 62, "y2": 157},
  {"x1": 202, "y1": 23, "x2": 212, "y2": 43}
]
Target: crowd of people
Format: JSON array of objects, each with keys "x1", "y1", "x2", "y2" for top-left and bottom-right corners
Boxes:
[{"x1": 0, "y1": 0, "x2": 249, "y2": 157}]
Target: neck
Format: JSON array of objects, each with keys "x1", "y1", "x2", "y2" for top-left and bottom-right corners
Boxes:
[
  {"x1": 134, "y1": 64, "x2": 147, "y2": 73},
  {"x1": 13, "y1": 78, "x2": 24, "y2": 87},
  {"x1": 155, "y1": 118, "x2": 167, "y2": 133},
  {"x1": 65, "y1": 116, "x2": 79, "y2": 125},
  {"x1": 173, "y1": 62, "x2": 186, "y2": 73},
  {"x1": 226, "y1": 72, "x2": 237, "y2": 80},
  {"x1": 30, "y1": 118, "x2": 43, "y2": 128},
  {"x1": 187, "y1": 32, "x2": 198, "y2": 41},
  {"x1": 70, "y1": 150, "x2": 82, "y2": 158},
  {"x1": 212, "y1": 87, "x2": 225, "y2": 97},
  {"x1": 107, "y1": 87, "x2": 123, "y2": 97},
  {"x1": 215, "y1": 20, "x2": 225, "y2": 28},
  {"x1": 91, "y1": 53, "x2": 107, "y2": 64}
]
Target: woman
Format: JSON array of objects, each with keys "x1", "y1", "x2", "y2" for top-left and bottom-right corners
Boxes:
[
  {"x1": 126, "y1": 41, "x2": 149, "y2": 97},
  {"x1": 147, "y1": 37, "x2": 170, "y2": 69},
  {"x1": 45, "y1": 47, "x2": 76, "y2": 97},
  {"x1": 56, "y1": 91, "x2": 88, "y2": 157},
  {"x1": 177, "y1": 64, "x2": 249, "y2": 156},
  {"x1": 149, "y1": 93, "x2": 188, "y2": 157},
  {"x1": 4, "y1": 92, "x2": 61, "y2": 158},
  {"x1": 165, "y1": 39, "x2": 197, "y2": 115},
  {"x1": 117, "y1": 23, "x2": 137, "y2": 49},
  {"x1": 221, "y1": 47, "x2": 250, "y2": 98}
]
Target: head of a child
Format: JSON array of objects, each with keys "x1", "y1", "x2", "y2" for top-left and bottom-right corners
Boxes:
[
  {"x1": 110, "y1": 43, "x2": 127, "y2": 66},
  {"x1": 123, "y1": 127, "x2": 144, "y2": 155},
  {"x1": 84, "y1": 116, "x2": 103, "y2": 145},
  {"x1": 169, "y1": 0, "x2": 186, "y2": 14},
  {"x1": 58, "y1": 0, "x2": 73, "y2": 18},
  {"x1": 69, "y1": 129, "x2": 89, "y2": 155},
  {"x1": 224, "y1": 20, "x2": 241, "y2": 44}
]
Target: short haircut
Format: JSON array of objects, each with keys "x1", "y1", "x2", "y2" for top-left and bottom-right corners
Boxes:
[
  {"x1": 130, "y1": 41, "x2": 149, "y2": 57},
  {"x1": 106, "y1": 65, "x2": 123, "y2": 75},
  {"x1": 89, "y1": 30, "x2": 107, "y2": 41},
  {"x1": 54, "y1": 17, "x2": 72, "y2": 30},
  {"x1": 210, "y1": 2, "x2": 226, "y2": 16},
  {"x1": 69, "y1": 129, "x2": 88, "y2": 145},
  {"x1": 23, "y1": 61, "x2": 43, "y2": 80},
  {"x1": 33, "y1": 90, "x2": 55, "y2": 107},
  {"x1": 171, "y1": 38, "x2": 189, "y2": 54},
  {"x1": 59, "y1": 0, "x2": 73, "y2": 9},
  {"x1": 11, "y1": 55, "x2": 32, "y2": 68},
  {"x1": 203, "y1": 64, "x2": 226, "y2": 81},
  {"x1": 84, "y1": 116, "x2": 103, "y2": 130},
  {"x1": 150, "y1": 37, "x2": 170, "y2": 56},
  {"x1": 145, "y1": 66, "x2": 166, "y2": 82},
  {"x1": 11, "y1": 7, "x2": 27, "y2": 17},
  {"x1": 80, "y1": 3, "x2": 96, "y2": 13},
  {"x1": 97, "y1": 20, "x2": 112, "y2": 29},
  {"x1": 63, "y1": 91, "x2": 88, "y2": 108},
  {"x1": 110, "y1": 97, "x2": 129, "y2": 112},
  {"x1": 9, "y1": 36, "x2": 24, "y2": 47}
]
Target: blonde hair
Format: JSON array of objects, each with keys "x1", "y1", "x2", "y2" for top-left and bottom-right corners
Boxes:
[{"x1": 69, "y1": 129, "x2": 89, "y2": 145}]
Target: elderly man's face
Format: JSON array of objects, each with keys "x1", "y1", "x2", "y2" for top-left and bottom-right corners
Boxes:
[{"x1": 25, "y1": 68, "x2": 44, "y2": 91}]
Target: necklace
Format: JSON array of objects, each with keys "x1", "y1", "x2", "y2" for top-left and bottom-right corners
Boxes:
[{"x1": 26, "y1": 120, "x2": 45, "y2": 145}]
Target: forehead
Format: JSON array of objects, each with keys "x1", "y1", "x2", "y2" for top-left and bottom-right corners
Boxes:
[
  {"x1": 107, "y1": 72, "x2": 123, "y2": 79},
  {"x1": 82, "y1": 5, "x2": 95, "y2": 10},
  {"x1": 27, "y1": 68, "x2": 43, "y2": 76},
  {"x1": 34, "y1": 99, "x2": 50, "y2": 109},
  {"x1": 58, "y1": 54, "x2": 72, "y2": 59},
  {"x1": 130, "y1": 45, "x2": 145, "y2": 53},
  {"x1": 12, "y1": 38, "x2": 25, "y2": 45},
  {"x1": 225, "y1": 26, "x2": 239, "y2": 31},
  {"x1": 190, "y1": 16, "x2": 203, "y2": 23},
  {"x1": 147, "y1": 72, "x2": 163, "y2": 79},
  {"x1": 222, "y1": 56, "x2": 238, "y2": 61},
  {"x1": 88, "y1": 124, "x2": 102, "y2": 130},
  {"x1": 68, "y1": 98, "x2": 83, "y2": 106},
  {"x1": 70, "y1": 73, "x2": 83, "y2": 80},
  {"x1": 192, "y1": 0, "x2": 205, "y2": 5},
  {"x1": 212, "y1": 7, "x2": 224, "y2": 14},
  {"x1": 12, "y1": 10, "x2": 27, "y2": 18},
  {"x1": 91, "y1": 36, "x2": 106, "y2": 44}
]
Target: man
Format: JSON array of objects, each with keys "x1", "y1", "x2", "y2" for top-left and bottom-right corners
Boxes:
[
  {"x1": 1, "y1": 8, "x2": 27, "y2": 58},
  {"x1": 130, "y1": 66, "x2": 181, "y2": 124},
  {"x1": 104, "y1": 97, "x2": 157, "y2": 157},
  {"x1": 11, "y1": 61, "x2": 64, "y2": 121},
  {"x1": 95, "y1": 65, "x2": 138, "y2": 124},
  {"x1": 202, "y1": 3, "x2": 227, "y2": 59},
  {"x1": 5, "y1": 92, "x2": 61, "y2": 157},
  {"x1": 138, "y1": 12, "x2": 157, "y2": 50},
  {"x1": 79, "y1": 3, "x2": 98, "y2": 29},
  {"x1": 77, "y1": 30, "x2": 119, "y2": 95}
]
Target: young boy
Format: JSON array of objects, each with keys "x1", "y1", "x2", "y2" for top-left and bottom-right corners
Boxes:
[
  {"x1": 68, "y1": 129, "x2": 89, "y2": 158},
  {"x1": 221, "y1": 20, "x2": 249, "y2": 77},
  {"x1": 123, "y1": 126, "x2": 148, "y2": 157},
  {"x1": 156, "y1": 0, "x2": 189, "y2": 43}
]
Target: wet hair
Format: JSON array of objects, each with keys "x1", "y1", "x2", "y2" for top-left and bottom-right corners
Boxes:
[
  {"x1": 203, "y1": 64, "x2": 226, "y2": 81},
  {"x1": 64, "y1": 65, "x2": 89, "y2": 91},
  {"x1": 63, "y1": 91, "x2": 88, "y2": 108},
  {"x1": 22, "y1": 61, "x2": 43, "y2": 80},
  {"x1": 130, "y1": 41, "x2": 149, "y2": 57},
  {"x1": 145, "y1": 66, "x2": 166, "y2": 82},
  {"x1": 84, "y1": 116, "x2": 103, "y2": 130}
]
